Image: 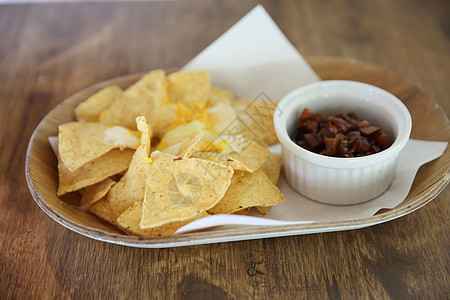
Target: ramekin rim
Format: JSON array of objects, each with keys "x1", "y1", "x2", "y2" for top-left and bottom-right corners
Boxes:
[{"x1": 273, "y1": 80, "x2": 412, "y2": 168}]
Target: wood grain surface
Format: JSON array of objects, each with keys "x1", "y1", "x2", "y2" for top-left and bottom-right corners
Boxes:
[{"x1": 1, "y1": 1, "x2": 449, "y2": 299}]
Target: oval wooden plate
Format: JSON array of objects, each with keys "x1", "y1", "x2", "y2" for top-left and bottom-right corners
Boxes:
[{"x1": 25, "y1": 56, "x2": 449, "y2": 248}]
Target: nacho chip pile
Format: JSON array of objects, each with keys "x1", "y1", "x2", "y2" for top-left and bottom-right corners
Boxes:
[{"x1": 56, "y1": 70, "x2": 284, "y2": 237}]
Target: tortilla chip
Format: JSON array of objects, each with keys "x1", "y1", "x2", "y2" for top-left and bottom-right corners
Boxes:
[
  {"x1": 80, "y1": 178, "x2": 116, "y2": 209},
  {"x1": 192, "y1": 137, "x2": 270, "y2": 172},
  {"x1": 153, "y1": 103, "x2": 177, "y2": 138},
  {"x1": 135, "y1": 116, "x2": 151, "y2": 154},
  {"x1": 162, "y1": 132, "x2": 205, "y2": 158},
  {"x1": 233, "y1": 98, "x2": 279, "y2": 146},
  {"x1": 58, "y1": 122, "x2": 139, "y2": 172},
  {"x1": 207, "y1": 86, "x2": 233, "y2": 107},
  {"x1": 208, "y1": 170, "x2": 284, "y2": 215},
  {"x1": 89, "y1": 117, "x2": 152, "y2": 224},
  {"x1": 233, "y1": 208, "x2": 251, "y2": 215},
  {"x1": 75, "y1": 85, "x2": 123, "y2": 122},
  {"x1": 99, "y1": 70, "x2": 166, "y2": 130},
  {"x1": 227, "y1": 139, "x2": 270, "y2": 172},
  {"x1": 123, "y1": 69, "x2": 166, "y2": 98},
  {"x1": 140, "y1": 151, "x2": 234, "y2": 229},
  {"x1": 189, "y1": 150, "x2": 229, "y2": 164},
  {"x1": 256, "y1": 206, "x2": 269, "y2": 215},
  {"x1": 116, "y1": 202, "x2": 209, "y2": 237},
  {"x1": 167, "y1": 70, "x2": 210, "y2": 104},
  {"x1": 57, "y1": 148, "x2": 134, "y2": 196},
  {"x1": 260, "y1": 152, "x2": 282, "y2": 185},
  {"x1": 207, "y1": 102, "x2": 237, "y2": 135},
  {"x1": 158, "y1": 120, "x2": 206, "y2": 149}
]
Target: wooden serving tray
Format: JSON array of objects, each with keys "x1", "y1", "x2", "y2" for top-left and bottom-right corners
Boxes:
[{"x1": 25, "y1": 56, "x2": 449, "y2": 248}]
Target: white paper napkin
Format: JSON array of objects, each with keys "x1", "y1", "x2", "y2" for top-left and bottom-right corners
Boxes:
[
  {"x1": 174, "y1": 5, "x2": 448, "y2": 234},
  {"x1": 182, "y1": 5, "x2": 320, "y2": 100}
]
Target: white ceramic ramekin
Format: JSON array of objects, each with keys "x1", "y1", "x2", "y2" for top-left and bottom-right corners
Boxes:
[{"x1": 274, "y1": 80, "x2": 412, "y2": 205}]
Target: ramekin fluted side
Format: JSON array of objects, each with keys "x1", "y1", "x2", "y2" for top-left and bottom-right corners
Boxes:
[
  {"x1": 282, "y1": 149, "x2": 399, "y2": 205},
  {"x1": 274, "y1": 80, "x2": 411, "y2": 205}
]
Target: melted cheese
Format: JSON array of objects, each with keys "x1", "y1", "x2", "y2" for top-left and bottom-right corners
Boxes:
[{"x1": 103, "y1": 126, "x2": 141, "y2": 149}]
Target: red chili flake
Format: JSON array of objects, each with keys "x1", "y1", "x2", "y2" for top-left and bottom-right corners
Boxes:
[
  {"x1": 351, "y1": 139, "x2": 359, "y2": 153},
  {"x1": 173, "y1": 157, "x2": 182, "y2": 161}
]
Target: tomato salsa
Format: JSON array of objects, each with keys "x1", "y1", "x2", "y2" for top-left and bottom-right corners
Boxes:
[{"x1": 292, "y1": 108, "x2": 391, "y2": 157}]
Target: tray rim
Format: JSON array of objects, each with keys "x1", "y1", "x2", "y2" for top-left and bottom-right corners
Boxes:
[{"x1": 25, "y1": 56, "x2": 450, "y2": 248}]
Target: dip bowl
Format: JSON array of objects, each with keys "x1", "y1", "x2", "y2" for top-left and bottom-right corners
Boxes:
[{"x1": 274, "y1": 80, "x2": 412, "y2": 205}]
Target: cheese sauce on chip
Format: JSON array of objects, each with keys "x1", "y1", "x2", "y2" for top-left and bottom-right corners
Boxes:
[
  {"x1": 103, "y1": 126, "x2": 141, "y2": 149},
  {"x1": 59, "y1": 70, "x2": 284, "y2": 237}
]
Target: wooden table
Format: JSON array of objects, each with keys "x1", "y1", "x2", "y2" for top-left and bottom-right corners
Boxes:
[{"x1": 1, "y1": 1, "x2": 448, "y2": 298}]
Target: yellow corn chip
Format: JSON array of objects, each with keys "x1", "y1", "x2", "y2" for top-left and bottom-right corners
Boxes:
[
  {"x1": 233, "y1": 98, "x2": 279, "y2": 146},
  {"x1": 260, "y1": 152, "x2": 282, "y2": 185},
  {"x1": 80, "y1": 178, "x2": 116, "y2": 209},
  {"x1": 57, "y1": 148, "x2": 134, "y2": 196},
  {"x1": 123, "y1": 70, "x2": 165, "y2": 98},
  {"x1": 207, "y1": 86, "x2": 233, "y2": 107},
  {"x1": 75, "y1": 85, "x2": 123, "y2": 122},
  {"x1": 233, "y1": 208, "x2": 251, "y2": 215},
  {"x1": 162, "y1": 132, "x2": 205, "y2": 158},
  {"x1": 227, "y1": 139, "x2": 270, "y2": 172},
  {"x1": 116, "y1": 202, "x2": 209, "y2": 237},
  {"x1": 99, "y1": 70, "x2": 166, "y2": 130},
  {"x1": 136, "y1": 116, "x2": 151, "y2": 154},
  {"x1": 239, "y1": 149, "x2": 281, "y2": 215},
  {"x1": 153, "y1": 103, "x2": 177, "y2": 138},
  {"x1": 58, "y1": 122, "x2": 140, "y2": 172},
  {"x1": 192, "y1": 137, "x2": 270, "y2": 172},
  {"x1": 89, "y1": 117, "x2": 152, "y2": 224},
  {"x1": 140, "y1": 151, "x2": 234, "y2": 229},
  {"x1": 57, "y1": 69, "x2": 287, "y2": 237},
  {"x1": 207, "y1": 102, "x2": 237, "y2": 135},
  {"x1": 167, "y1": 70, "x2": 210, "y2": 104},
  {"x1": 256, "y1": 206, "x2": 270, "y2": 215},
  {"x1": 189, "y1": 150, "x2": 229, "y2": 164},
  {"x1": 208, "y1": 170, "x2": 284, "y2": 215},
  {"x1": 158, "y1": 120, "x2": 206, "y2": 149}
]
